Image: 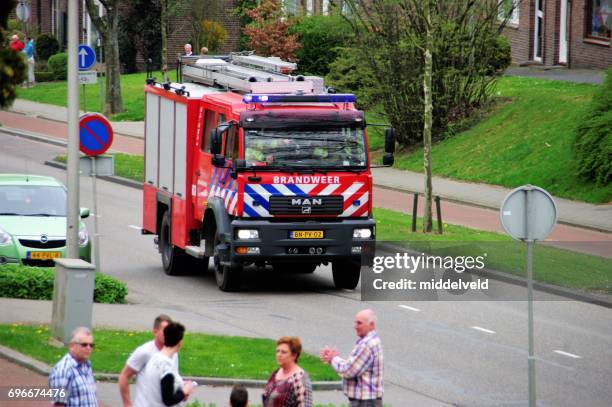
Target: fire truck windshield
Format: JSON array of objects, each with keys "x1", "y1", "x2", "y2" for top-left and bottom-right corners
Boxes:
[{"x1": 244, "y1": 128, "x2": 367, "y2": 169}]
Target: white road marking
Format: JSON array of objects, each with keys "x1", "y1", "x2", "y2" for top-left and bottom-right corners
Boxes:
[
  {"x1": 399, "y1": 305, "x2": 420, "y2": 312},
  {"x1": 128, "y1": 225, "x2": 141, "y2": 230},
  {"x1": 471, "y1": 326, "x2": 496, "y2": 334},
  {"x1": 554, "y1": 350, "x2": 581, "y2": 359}
]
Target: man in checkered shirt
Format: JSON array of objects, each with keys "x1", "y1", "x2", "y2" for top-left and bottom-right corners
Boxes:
[
  {"x1": 49, "y1": 327, "x2": 98, "y2": 406},
  {"x1": 320, "y1": 309, "x2": 384, "y2": 407}
]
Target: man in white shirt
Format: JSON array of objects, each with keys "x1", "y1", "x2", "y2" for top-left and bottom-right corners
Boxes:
[
  {"x1": 118, "y1": 315, "x2": 176, "y2": 407},
  {"x1": 184, "y1": 44, "x2": 193, "y2": 56},
  {"x1": 135, "y1": 322, "x2": 193, "y2": 407}
]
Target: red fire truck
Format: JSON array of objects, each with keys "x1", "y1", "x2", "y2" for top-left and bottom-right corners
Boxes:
[{"x1": 142, "y1": 54, "x2": 394, "y2": 291}]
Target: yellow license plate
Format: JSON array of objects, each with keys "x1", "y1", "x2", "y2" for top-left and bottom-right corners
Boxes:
[
  {"x1": 290, "y1": 231, "x2": 324, "y2": 239},
  {"x1": 28, "y1": 251, "x2": 62, "y2": 260}
]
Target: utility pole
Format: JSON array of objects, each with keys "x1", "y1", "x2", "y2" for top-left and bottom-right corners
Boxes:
[{"x1": 66, "y1": 0, "x2": 80, "y2": 257}]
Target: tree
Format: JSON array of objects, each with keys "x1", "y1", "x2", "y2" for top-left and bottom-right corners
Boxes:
[
  {"x1": 243, "y1": 0, "x2": 301, "y2": 61},
  {"x1": 190, "y1": 0, "x2": 218, "y2": 51},
  {"x1": 340, "y1": 0, "x2": 512, "y2": 147},
  {"x1": 85, "y1": 0, "x2": 123, "y2": 114},
  {"x1": 422, "y1": 0, "x2": 434, "y2": 232},
  {"x1": 0, "y1": 0, "x2": 26, "y2": 108},
  {"x1": 160, "y1": 0, "x2": 190, "y2": 82}
]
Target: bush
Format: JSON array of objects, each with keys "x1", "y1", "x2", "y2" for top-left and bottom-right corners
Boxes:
[
  {"x1": 290, "y1": 14, "x2": 353, "y2": 76},
  {"x1": 199, "y1": 20, "x2": 228, "y2": 53},
  {"x1": 35, "y1": 34, "x2": 60, "y2": 61},
  {"x1": 574, "y1": 69, "x2": 612, "y2": 185},
  {"x1": 47, "y1": 52, "x2": 68, "y2": 80},
  {"x1": 0, "y1": 265, "x2": 128, "y2": 304},
  {"x1": 34, "y1": 71, "x2": 55, "y2": 82}
]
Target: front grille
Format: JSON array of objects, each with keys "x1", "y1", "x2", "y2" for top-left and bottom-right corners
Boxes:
[
  {"x1": 22, "y1": 259, "x2": 56, "y2": 267},
  {"x1": 19, "y1": 239, "x2": 66, "y2": 249},
  {"x1": 269, "y1": 196, "x2": 343, "y2": 215}
]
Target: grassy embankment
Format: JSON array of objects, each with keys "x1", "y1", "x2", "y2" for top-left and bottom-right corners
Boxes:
[
  {"x1": 0, "y1": 324, "x2": 337, "y2": 381},
  {"x1": 387, "y1": 76, "x2": 610, "y2": 203}
]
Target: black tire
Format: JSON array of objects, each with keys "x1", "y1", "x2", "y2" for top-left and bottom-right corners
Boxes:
[
  {"x1": 213, "y1": 232, "x2": 243, "y2": 291},
  {"x1": 332, "y1": 260, "x2": 361, "y2": 290},
  {"x1": 160, "y1": 210, "x2": 187, "y2": 275}
]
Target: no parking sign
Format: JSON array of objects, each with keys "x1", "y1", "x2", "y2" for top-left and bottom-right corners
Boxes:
[{"x1": 79, "y1": 113, "x2": 114, "y2": 156}]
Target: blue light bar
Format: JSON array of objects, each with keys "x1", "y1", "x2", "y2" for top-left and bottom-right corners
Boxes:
[{"x1": 243, "y1": 94, "x2": 356, "y2": 104}]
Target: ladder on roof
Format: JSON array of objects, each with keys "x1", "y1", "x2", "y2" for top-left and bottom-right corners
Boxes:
[{"x1": 181, "y1": 54, "x2": 325, "y2": 94}]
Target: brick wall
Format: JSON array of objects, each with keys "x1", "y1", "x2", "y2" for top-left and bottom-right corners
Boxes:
[{"x1": 503, "y1": 0, "x2": 611, "y2": 68}]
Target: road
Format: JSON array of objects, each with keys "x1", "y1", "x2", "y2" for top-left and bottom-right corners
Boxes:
[{"x1": 1, "y1": 132, "x2": 611, "y2": 406}]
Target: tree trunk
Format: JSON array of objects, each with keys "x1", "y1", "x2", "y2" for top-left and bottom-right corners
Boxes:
[
  {"x1": 104, "y1": 6, "x2": 123, "y2": 114},
  {"x1": 422, "y1": 0, "x2": 434, "y2": 233},
  {"x1": 161, "y1": 0, "x2": 169, "y2": 82},
  {"x1": 85, "y1": 0, "x2": 123, "y2": 115}
]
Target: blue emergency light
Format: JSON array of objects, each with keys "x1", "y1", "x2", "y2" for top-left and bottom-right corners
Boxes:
[{"x1": 243, "y1": 94, "x2": 356, "y2": 104}]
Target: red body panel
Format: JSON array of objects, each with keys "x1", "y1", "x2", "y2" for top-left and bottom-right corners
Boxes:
[{"x1": 142, "y1": 183, "x2": 158, "y2": 233}]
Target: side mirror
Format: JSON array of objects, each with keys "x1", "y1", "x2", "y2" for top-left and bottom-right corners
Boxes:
[
  {"x1": 383, "y1": 128, "x2": 395, "y2": 166},
  {"x1": 210, "y1": 129, "x2": 221, "y2": 155},
  {"x1": 80, "y1": 207, "x2": 90, "y2": 219},
  {"x1": 231, "y1": 159, "x2": 246, "y2": 179},
  {"x1": 211, "y1": 154, "x2": 226, "y2": 167}
]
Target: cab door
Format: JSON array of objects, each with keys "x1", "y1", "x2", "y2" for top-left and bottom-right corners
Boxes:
[{"x1": 193, "y1": 108, "x2": 224, "y2": 221}]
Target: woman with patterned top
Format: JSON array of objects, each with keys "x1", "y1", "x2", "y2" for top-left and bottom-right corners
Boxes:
[{"x1": 262, "y1": 336, "x2": 313, "y2": 407}]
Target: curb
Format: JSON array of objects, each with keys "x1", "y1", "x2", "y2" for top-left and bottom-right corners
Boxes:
[
  {"x1": 377, "y1": 242, "x2": 612, "y2": 309},
  {"x1": 44, "y1": 160, "x2": 143, "y2": 190},
  {"x1": 0, "y1": 345, "x2": 341, "y2": 391}
]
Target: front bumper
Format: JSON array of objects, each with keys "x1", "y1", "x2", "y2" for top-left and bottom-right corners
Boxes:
[
  {"x1": 0, "y1": 238, "x2": 91, "y2": 267},
  {"x1": 222, "y1": 218, "x2": 375, "y2": 265}
]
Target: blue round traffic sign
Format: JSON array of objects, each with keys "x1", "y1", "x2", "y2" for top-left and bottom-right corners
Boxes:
[
  {"x1": 78, "y1": 44, "x2": 96, "y2": 70},
  {"x1": 79, "y1": 113, "x2": 114, "y2": 156}
]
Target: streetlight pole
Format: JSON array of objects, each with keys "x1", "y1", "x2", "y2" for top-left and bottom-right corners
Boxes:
[{"x1": 66, "y1": 0, "x2": 80, "y2": 257}]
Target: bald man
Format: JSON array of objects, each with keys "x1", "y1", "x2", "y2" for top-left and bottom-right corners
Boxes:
[{"x1": 320, "y1": 309, "x2": 384, "y2": 407}]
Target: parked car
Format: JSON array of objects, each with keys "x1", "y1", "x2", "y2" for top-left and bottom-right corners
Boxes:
[{"x1": 0, "y1": 174, "x2": 91, "y2": 266}]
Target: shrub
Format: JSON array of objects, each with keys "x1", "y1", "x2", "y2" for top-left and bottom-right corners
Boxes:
[
  {"x1": 34, "y1": 71, "x2": 55, "y2": 82},
  {"x1": 574, "y1": 69, "x2": 612, "y2": 185},
  {"x1": 35, "y1": 34, "x2": 60, "y2": 61},
  {"x1": 199, "y1": 20, "x2": 228, "y2": 53},
  {"x1": 0, "y1": 265, "x2": 128, "y2": 304},
  {"x1": 290, "y1": 14, "x2": 353, "y2": 76},
  {"x1": 47, "y1": 52, "x2": 68, "y2": 80}
]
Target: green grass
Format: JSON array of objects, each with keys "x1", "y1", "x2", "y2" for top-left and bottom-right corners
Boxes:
[
  {"x1": 0, "y1": 324, "x2": 338, "y2": 381},
  {"x1": 17, "y1": 71, "x2": 171, "y2": 121},
  {"x1": 55, "y1": 153, "x2": 144, "y2": 182},
  {"x1": 374, "y1": 207, "x2": 612, "y2": 294},
  {"x1": 391, "y1": 76, "x2": 611, "y2": 203}
]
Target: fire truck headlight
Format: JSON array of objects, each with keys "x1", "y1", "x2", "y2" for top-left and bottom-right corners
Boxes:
[
  {"x1": 353, "y1": 228, "x2": 372, "y2": 239},
  {"x1": 237, "y1": 229, "x2": 259, "y2": 240}
]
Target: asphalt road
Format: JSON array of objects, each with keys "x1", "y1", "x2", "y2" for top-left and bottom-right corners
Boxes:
[{"x1": 1, "y1": 132, "x2": 611, "y2": 406}]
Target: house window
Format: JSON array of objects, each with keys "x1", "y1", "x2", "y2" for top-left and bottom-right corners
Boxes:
[
  {"x1": 498, "y1": 0, "x2": 519, "y2": 25},
  {"x1": 588, "y1": 0, "x2": 612, "y2": 39}
]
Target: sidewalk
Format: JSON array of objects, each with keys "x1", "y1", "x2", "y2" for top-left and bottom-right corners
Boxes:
[
  {"x1": 0, "y1": 298, "x2": 449, "y2": 407},
  {"x1": 1, "y1": 99, "x2": 611, "y2": 235}
]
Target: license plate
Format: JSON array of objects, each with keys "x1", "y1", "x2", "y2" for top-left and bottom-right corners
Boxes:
[
  {"x1": 290, "y1": 231, "x2": 324, "y2": 239},
  {"x1": 27, "y1": 251, "x2": 62, "y2": 260}
]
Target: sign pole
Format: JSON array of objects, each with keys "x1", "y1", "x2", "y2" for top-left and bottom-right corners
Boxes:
[
  {"x1": 525, "y1": 188, "x2": 536, "y2": 407},
  {"x1": 66, "y1": 0, "x2": 80, "y2": 258},
  {"x1": 90, "y1": 156, "x2": 101, "y2": 273}
]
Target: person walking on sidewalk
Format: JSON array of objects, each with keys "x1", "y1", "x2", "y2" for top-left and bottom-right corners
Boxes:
[
  {"x1": 262, "y1": 336, "x2": 313, "y2": 407},
  {"x1": 320, "y1": 309, "x2": 384, "y2": 407},
  {"x1": 118, "y1": 314, "x2": 174, "y2": 407},
  {"x1": 23, "y1": 36, "x2": 35, "y2": 87},
  {"x1": 133, "y1": 321, "x2": 193, "y2": 407},
  {"x1": 49, "y1": 327, "x2": 98, "y2": 407}
]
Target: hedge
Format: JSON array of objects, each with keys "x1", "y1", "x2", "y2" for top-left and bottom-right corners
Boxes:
[
  {"x1": 34, "y1": 72, "x2": 55, "y2": 82},
  {"x1": 47, "y1": 52, "x2": 68, "y2": 81},
  {"x1": 0, "y1": 265, "x2": 127, "y2": 304}
]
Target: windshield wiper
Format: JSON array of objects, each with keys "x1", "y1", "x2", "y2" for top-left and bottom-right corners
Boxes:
[
  {"x1": 0, "y1": 212, "x2": 20, "y2": 216},
  {"x1": 22, "y1": 213, "x2": 59, "y2": 217}
]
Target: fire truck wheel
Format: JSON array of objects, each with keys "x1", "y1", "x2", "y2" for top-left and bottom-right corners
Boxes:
[
  {"x1": 213, "y1": 232, "x2": 243, "y2": 291},
  {"x1": 332, "y1": 260, "x2": 361, "y2": 290},
  {"x1": 160, "y1": 210, "x2": 187, "y2": 275}
]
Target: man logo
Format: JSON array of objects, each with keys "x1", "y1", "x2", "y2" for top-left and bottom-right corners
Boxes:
[
  {"x1": 291, "y1": 198, "x2": 322, "y2": 206},
  {"x1": 302, "y1": 206, "x2": 311, "y2": 214},
  {"x1": 40, "y1": 234, "x2": 48, "y2": 244}
]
